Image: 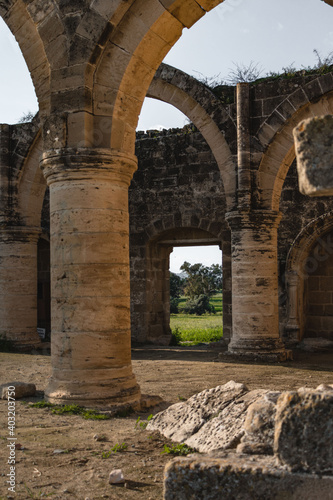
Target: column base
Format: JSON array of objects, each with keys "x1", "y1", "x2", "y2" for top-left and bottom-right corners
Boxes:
[
  {"x1": 1, "y1": 333, "x2": 43, "y2": 352},
  {"x1": 223, "y1": 339, "x2": 292, "y2": 362},
  {"x1": 45, "y1": 373, "x2": 142, "y2": 409}
]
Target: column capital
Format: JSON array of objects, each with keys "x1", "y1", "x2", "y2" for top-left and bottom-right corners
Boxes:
[
  {"x1": 0, "y1": 225, "x2": 41, "y2": 243},
  {"x1": 40, "y1": 148, "x2": 138, "y2": 187},
  {"x1": 225, "y1": 210, "x2": 282, "y2": 230}
]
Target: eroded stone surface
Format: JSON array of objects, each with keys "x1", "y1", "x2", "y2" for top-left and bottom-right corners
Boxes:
[
  {"x1": 237, "y1": 391, "x2": 281, "y2": 455},
  {"x1": 185, "y1": 389, "x2": 267, "y2": 452},
  {"x1": 274, "y1": 388, "x2": 333, "y2": 474},
  {"x1": 294, "y1": 115, "x2": 333, "y2": 196},
  {"x1": 147, "y1": 382, "x2": 270, "y2": 453},
  {"x1": 164, "y1": 453, "x2": 333, "y2": 500},
  {"x1": 146, "y1": 381, "x2": 247, "y2": 443}
]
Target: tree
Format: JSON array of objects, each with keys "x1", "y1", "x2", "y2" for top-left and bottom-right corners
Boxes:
[
  {"x1": 180, "y1": 261, "x2": 222, "y2": 299},
  {"x1": 170, "y1": 272, "x2": 184, "y2": 299},
  {"x1": 180, "y1": 294, "x2": 215, "y2": 316},
  {"x1": 170, "y1": 272, "x2": 184, "y2": 314}
]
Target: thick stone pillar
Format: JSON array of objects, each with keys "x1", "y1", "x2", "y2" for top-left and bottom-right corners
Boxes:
[
  {"x1": 40, "y1": 148, "x2": 141, "y2": 407},
  {"x1": 146, "y1": 243, "x2": 173, "y2": 345},
  {"x1": 226, "y1": 211, "x2": 288, "y2": 361},
  {"x1": 0, "y1": 227, "x2": 41, "y2": 349},
  {"x1": 283, "y1": 271, "x2": 301, "y2": 347}
]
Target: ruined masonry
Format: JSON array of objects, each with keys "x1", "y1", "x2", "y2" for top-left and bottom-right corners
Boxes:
[
  {"x1": 148, "y1": 381, "x2": 333, "y2": 499},
  {"x1": 1, "y1": 0, "x2": 333, "y2": 410}
]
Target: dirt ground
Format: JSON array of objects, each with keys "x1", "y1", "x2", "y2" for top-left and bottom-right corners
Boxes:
[{"x1": 1, "y1": 344, "x2": 333, "y2": 499}]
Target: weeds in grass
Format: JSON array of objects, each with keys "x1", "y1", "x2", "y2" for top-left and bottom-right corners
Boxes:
[
  {"x1": 161, "y1": 443, "x2": 196, "y2": 456},
  {"x1": 29, "y1": 401, "x2": 110, "y2": 420},
  {"x1": 30, "y1": 401, "x2": 55, "y2": 409},
  {"x1": 102, "y1": 442, "x2": 128, "y2": 458}
]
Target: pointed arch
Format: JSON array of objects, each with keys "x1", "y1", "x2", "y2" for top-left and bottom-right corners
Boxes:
[
  {"x1": 148, "y1": 64, "x2": 236, "y2": 209},
  {"x1": 258, "y1": 77, "x2": 333, "y2": 210},
  {"x1": 285, "y1": 211, "x2": 333, "y2": 343},
  {"x1": 92, "y1": 0, "x2": 227, "y2": 152}
]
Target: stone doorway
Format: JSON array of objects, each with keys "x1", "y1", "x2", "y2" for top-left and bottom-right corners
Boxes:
[{"x1": 139, "y1": 228, "x2": 229, "y2": 346}]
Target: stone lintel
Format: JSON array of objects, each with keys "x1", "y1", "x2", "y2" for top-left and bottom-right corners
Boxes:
[{"x1": 164, "y1": 453, "x2": 333, "y2": 500}]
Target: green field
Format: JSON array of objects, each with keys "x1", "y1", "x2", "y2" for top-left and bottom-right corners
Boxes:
[{"x1": 170, "y1": 292, "x2": 223, "y2": 345}]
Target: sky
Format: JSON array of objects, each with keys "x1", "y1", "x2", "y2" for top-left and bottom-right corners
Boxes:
[{"x1": 0, "y1": 0, "x2": 333, "y2": 272}]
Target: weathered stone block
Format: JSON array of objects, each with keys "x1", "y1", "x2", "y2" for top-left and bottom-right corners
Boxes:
[
  {"x1": 274, "y1": 388, "x2": 333, "y2": 474},
  {"x1": 164, "y1": 454, "x2": 333, "y2": 500},
  {"x1": 237, "y1": 391, "x2": 280, "y2": 455},
  {"x1": 294, "y1": 115, "x2": 333, "y2": 196},
  {"x1": 185, "y1": 389, "x2": 267, "y2": 452},
  {"x1": 147, "y1": 381, "x2": 247, "y2": 444},
  {"x1": 1, "y1": 382, "x2": 36, "y2": 399}
]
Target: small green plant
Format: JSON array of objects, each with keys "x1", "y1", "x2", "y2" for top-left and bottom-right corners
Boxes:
[
  {"x1": 102, "y1": 442, "x2": 128, "y2": 458},
  {"x1": 161, "y1": 443, "x2": 196, "y2": 456},
  {"x1": 30, "y1": 401, "x2": 55, "y2": 409},
  {"x1": 135, "y1": 414, "x2": 153, "y2": 430},
  {"x1": 178, "y1": 395, "x2": 186, "y2": 401},
  {"x1": 23, "y1": 484, "x2": 55, "y2": 498},
  {"x1": 226, "y1": 60, "x2": 263, "y2": 85},
  {"x1": 29, "y1": 401, "x2": 110, "y2": 420},
  {"x1": 170, "y1": 327, "x2": 182, "y2": 346},
  {"x1": 18, "y1": 111, "x2": 35, "y2": 123}
]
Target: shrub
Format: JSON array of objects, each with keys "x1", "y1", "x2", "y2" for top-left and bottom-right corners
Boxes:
[
  {"x1": 169, "y1": 327, "x2": 182, "y2": 346},
  {"x1": 180, "y1": 295, "x2": 215, "y2": 316},
  {"x1": 170, "y1": 297, "x2": 179, "y2": 314}
]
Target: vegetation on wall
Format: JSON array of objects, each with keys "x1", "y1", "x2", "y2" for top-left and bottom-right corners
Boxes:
[{"x1": 207, "y1": 49, "x2": 333, "y2": 103}]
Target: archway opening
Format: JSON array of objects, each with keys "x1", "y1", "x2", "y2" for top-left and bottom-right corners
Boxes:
[
  {"x1": 304, "y1": 230, "x2": 333, "y2": 343},
  {"x1": 0, "y1": 18, "x2": 38, "y2": 124},
  {"x1": 170, "y1": 244, "x2": 223, "y2": 346}
]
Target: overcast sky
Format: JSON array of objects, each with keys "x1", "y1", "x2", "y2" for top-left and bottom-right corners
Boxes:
[{"x1": 0, "y1": 0, "x2": 332, "y2": 272}]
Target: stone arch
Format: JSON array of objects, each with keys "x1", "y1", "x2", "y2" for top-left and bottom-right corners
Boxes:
[
  {"x1": 258, "y1": 81, "x2": 333, "y2": 210},
  {"x1": 148, "y1": 64, "x2": 237, "y2": 209},
  {"x1": 92, "y1": 0, "x2": 226, "y2": 152},
  {"x1": 130, "y1": 215, "x2": 231, "y2": 345},
  {"x1": 284, "y1": 211, "x2": 333, "y2": 345}
]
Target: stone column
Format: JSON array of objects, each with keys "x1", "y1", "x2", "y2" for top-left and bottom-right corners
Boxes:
[
  {"x1": 40, "y1": 148, "x2": 141, "y2": 407},
  {"x1": 0, "y1": 226, "x2": 41, "y2": 349},
  {"x1": 147, "y1": 243, "x2": 173, "y2": 345},
  {"x1": 226, "y1": 211, "x2": 288, "y2": 361},
  {"x1": 283, "y1": 271, "x2": 301, "y2": 347}
]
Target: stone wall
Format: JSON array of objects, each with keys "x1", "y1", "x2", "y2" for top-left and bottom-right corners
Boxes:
[
  {"x1": 130, "y1": 122, "x2": 333, "y2": 344},
  {"x1": 305, "y1": 231, "x2": 333, "y2": 340},
  {"x1": 130, "y1": 127, "x2": 229, "y2": 344}
]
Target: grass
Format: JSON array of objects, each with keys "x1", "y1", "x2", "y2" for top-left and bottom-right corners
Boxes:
[
  {"x1": 161, "y1": 443, "x2": 196, "y2": 456},
  {"x1": 29, "y1": 401, "x2": 110, "y2": 420},
  {"x1": 170, "y1": 292, "x2": 223, "y2": 345},
  {"x1": 102, "y1": 443, "x2": 128, "y2": 458}
]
